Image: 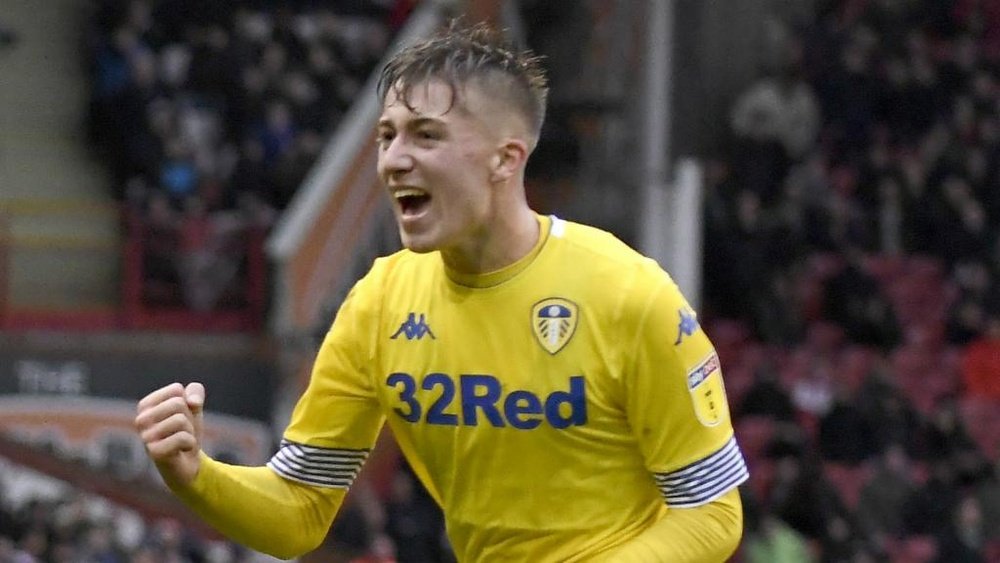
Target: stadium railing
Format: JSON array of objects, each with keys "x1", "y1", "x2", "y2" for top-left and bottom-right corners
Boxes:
[
  {"x1": 0, "y1": 199, "x2": 266, "y2": 332},
  {"x1": 121, "y1": 208, "x2": 267, "y2": 332}
]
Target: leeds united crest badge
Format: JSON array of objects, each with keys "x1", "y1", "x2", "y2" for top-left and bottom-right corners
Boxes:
[{"x1": 532, "y1": 298, "x2": 578, "y2": 354}]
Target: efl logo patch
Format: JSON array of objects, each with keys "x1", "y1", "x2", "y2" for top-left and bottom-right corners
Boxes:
[
  {"x1": 687, "y1": 351, "x2": 727, "y2": 427},
  {"x1": 532, "y1": 298, "x2": 578, "y2": 355}
]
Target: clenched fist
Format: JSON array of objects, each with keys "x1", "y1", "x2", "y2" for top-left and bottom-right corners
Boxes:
[{"x1": 135, "y1": 382, "x2": 205, "y2": 488}]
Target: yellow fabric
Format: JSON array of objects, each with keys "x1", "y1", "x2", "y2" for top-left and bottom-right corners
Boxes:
[
  {"x1": 173, "y1": 453, "x2": 346, "y2": 559},
  {"x1": 276, "y1": 214, "x2": 748, "y2": 561},
  {"x1": 597, "y1": 489, "x2": 743, "y2": 562}
]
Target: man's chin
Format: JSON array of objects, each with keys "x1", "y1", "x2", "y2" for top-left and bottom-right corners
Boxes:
[
  {"x1": 403, "y1": 244, "x2": 436, "y2": 254},
  {"x1": 399, "y1": 232, "x2": 438, "y2": 254}
]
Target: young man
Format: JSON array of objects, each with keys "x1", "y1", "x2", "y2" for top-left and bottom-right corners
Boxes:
[{"x1": 135, "y1": 22, "x2": 748, "y2": 562}]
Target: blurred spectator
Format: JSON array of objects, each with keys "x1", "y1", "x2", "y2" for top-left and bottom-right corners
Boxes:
[
  {"x1": 384, "y1": 466, "x2": 451, "y2": 563},
  {"x1": 915, "y1": 399, "x2": 982, "y2": 466},
  {"x1": 812, "y1": 24, "x2": 883, "y2": 164},
  {"x1": 947, "y1": 262, "x2": 994, "y2": 344},
  {"x1": 974, "y1": 463, "x2": 1000, "y2": 542},
  {"x1": 269, "y1": 130, "x2": 325, "y2": 210},
  {"x1": 790, "y1": 356, "x2": 835, "y2": 419},
  {"x1": 935, "y1": 494, "x2": 990, "y2": 563},
  {"x1": 817, "y1": 385, "x2": 877, "y2": 465},
  {"x1": 856, "y1": 443, "x2": 917, "y2": 540},
  {"x1": 710, "y1": 190, "x2": 795, "y2": 340},
  {"x1": 730, "y1": 36, "x2": 820, "y2": 163},
  {"x1": 136, "y1": 188, "x2": 183, "y2": 306},
  {"x1": 855, "y1": 368, "x2": 923, "y2": 456},
  {"x1": 176, "y1": 196, "x2": 246, "y2": 312},
  {"x1": 766, "y1": 451, "x2": 847, "y2": 542},
  {"x1": 902, "y1": 460, "x2": 962, "y2": 536},
  {"x1": 738, "y1": 365, "x2": 797, "y2": 422},
  {"x1": 729, "y1": 29, "x2": 820, "y2": 216},
  {"x1": 160, "y1": 140, "x2": 200, "y2": 203},
  {"x1": 820, "y1": 249, "x2": 900, "y2": 349},
  {"x1": 255, "y1": 100, "x2": 297, "y2": 167}
]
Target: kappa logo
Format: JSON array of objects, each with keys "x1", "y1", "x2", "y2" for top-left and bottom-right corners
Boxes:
[
  {"x1": 391, "y1": 313, "x2": 436, "y2": 340},
  {"x1": 674, "y1": 307, "x2": 700, "y2": 345},
  {"x1": 531, "y1": 298, "x2": 578, "y2": 354}
]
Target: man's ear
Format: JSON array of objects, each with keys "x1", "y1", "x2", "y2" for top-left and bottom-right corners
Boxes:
[{"x1": 490, "y1": 138, "x2": 530, "y2": 182}]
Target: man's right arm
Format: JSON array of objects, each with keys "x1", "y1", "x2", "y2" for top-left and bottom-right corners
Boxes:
[
  {"x1": 171, "y1": 453, "x2": 347, "y2": 558},
  {"x1": 136, "y1": 266, "x2": 388, "y2": 558},
  {"x1": 135, "y1": 382, "x2": 348, "y2": 558}
]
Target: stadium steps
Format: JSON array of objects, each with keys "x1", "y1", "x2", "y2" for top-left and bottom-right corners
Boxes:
[{"x1": 0, "y1": 0, "x2": 119, "y2": 313}]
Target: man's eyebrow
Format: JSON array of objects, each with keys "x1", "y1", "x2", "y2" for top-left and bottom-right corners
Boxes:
[
  {"x1": 377, "y1": 115, "x2": 445, "y2": 129},
  {"x1": 407, "y1": 116, "x2": 445, "y2": 128}
]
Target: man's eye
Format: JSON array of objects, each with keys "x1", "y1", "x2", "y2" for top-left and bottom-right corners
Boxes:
[
  {"x1": 376, "y1": 131, "x2": 394, "y2": 145},
  {"x1": 417, "y1": 130, "x2": 439, "y2": 140}
]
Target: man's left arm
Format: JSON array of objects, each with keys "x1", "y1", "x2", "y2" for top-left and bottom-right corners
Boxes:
[
  {"x1": 602, "y1": 488, "x2": 742, "y2": 562},
  {"x1": 612, "y1": 276, "x2": 749, "y2": 562}
]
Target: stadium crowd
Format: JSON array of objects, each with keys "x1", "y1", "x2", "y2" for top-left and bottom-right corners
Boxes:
[
  {"x1": 709, "y1": 0, "x2": 1000, "y2": 561},
  {"x1": 0, "y1": 480, "x2": 252, "y2": 563},
  {"x1": 0, "y1": 2, "x2": 445, "y2": 561},
  {"x1": 4, "y1": 0, "x2": 1000, "y2": 561},
  {"x1": 85, "y1": 0, "x2": 414, "y2": 311}
]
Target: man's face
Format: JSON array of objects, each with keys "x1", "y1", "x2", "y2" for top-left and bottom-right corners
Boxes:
[{"x1": 376, "y1": 79, "x2": 500, "y2": 255}]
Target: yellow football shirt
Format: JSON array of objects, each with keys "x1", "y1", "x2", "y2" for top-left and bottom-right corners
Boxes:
[{"x1": 271, "y1": 215, "x2": 748, "y2": 561}]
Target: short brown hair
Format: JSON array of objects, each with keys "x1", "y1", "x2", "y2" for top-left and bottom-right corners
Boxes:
[{"x1": 377, "y1": 20, "x2": 549, "y2": 139}]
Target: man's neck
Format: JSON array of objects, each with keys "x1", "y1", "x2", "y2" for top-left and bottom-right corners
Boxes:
[{"x1": 441, "y1": 206, "x2": 539, "y2": 274}]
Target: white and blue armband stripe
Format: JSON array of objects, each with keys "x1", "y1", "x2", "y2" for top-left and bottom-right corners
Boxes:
[
  {"x1": 653, "y1": 437, "x2": 749, "y2": 508},
  {"x1": 267, "y1": 440, "x2": 370, "y2": 489}
]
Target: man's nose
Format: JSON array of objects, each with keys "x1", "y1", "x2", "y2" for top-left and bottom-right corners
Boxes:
[{"x1": 378, "y1": 138, "x2": 414, "y2": 179}]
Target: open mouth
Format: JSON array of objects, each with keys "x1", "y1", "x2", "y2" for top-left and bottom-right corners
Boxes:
[{"x1": 394, "y1": 188, "x2": 431, "y2": 217}]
